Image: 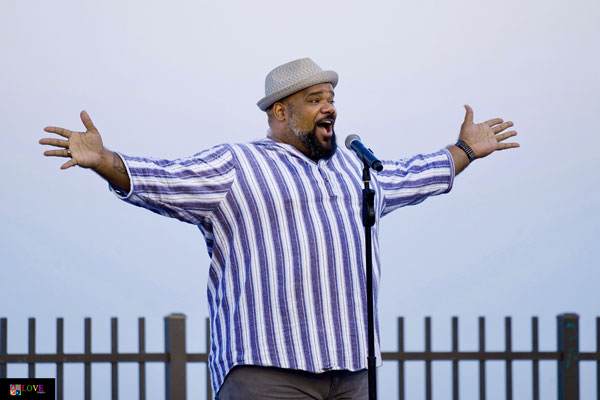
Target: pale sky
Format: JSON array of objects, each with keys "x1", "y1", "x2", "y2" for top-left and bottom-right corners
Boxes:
[{"x1": 1, "y1": 0, "x2": 599, "y2": 398}]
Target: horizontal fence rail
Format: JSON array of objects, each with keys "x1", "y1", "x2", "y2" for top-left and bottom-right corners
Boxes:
[{"x1": 1, "y1": 313, "x2": 599, "y2": 399}]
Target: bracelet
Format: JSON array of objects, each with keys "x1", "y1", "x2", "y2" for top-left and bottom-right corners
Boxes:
[{"x1": 455, "y1": 140, "x2": 476, "y2": 162}]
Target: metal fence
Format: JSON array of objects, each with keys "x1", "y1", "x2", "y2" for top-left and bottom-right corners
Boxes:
[{"x1": 1, "y1": 313, "x2": 598, "y2": 399}]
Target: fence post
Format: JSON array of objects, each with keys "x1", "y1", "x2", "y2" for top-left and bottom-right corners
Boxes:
[
  {"x1": 206, "y1": 318, "x2": 212, "y2": 400},
  {"x1": 557, "y1": 313, "x2": 579, "y2": 400},
  {"x1": 165, "y1": 313, "x2": 187, "y2": 400},
  {"x1": 1, "y1": 318, "x2": 6, "y2": 379}
]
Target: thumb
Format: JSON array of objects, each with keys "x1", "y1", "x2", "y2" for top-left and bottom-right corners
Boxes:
[
  {"x1": 80, "y1": 110, "x2": 98, "y2": 132},
  {"x1": 463, "y1": 104, "x2": 474, "y2": 126}
]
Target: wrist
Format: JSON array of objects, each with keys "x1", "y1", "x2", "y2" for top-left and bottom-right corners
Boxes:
[{"x1": 93, "y1": 148, "x2": 111, "y2": 172}]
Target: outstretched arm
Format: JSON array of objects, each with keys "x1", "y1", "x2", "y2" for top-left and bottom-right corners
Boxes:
[
  {"x1": 448, "y1": 105, "x2": 519, "y2": 175},
  {"x1": 39, "y1": 111, "x2": 131, "y2": 192}
]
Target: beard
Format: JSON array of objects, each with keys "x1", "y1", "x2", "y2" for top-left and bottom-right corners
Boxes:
[
  {"x1": 289, "y1": 115, "x2": 337, "y2": 160},
  {"x1": 297, "y1": 127, "x2": 337, "y2": 160}
]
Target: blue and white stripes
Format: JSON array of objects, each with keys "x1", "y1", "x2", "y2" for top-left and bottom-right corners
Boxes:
[{"x1": 112, "y1": 138, "x2": 454, "y2": 393}]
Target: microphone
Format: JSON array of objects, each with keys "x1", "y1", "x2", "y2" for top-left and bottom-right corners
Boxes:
[{"x1": 345, "y1": 135, "x2": 383, "y2": 171}]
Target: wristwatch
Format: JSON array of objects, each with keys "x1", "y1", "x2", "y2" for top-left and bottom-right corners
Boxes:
[{"x1": 455, "y1": 140, "x2": 476, "y2": 162}]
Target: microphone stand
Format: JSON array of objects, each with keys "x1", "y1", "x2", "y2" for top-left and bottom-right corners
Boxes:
[{"x1": 362, "y1": 160, "x2": 377, "y2": 400}]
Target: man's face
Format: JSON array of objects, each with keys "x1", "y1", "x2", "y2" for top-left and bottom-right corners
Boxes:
[{"x1": 284, "y1": 83, "x2": 337, "y2": 160}]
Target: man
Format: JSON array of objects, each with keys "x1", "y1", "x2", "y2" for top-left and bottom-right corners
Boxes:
[{"x1": 40, "y1": 58, "x2": 518, "y2": 399}]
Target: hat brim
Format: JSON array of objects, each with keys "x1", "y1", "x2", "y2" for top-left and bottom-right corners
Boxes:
[{"x1": 257, "y1": 70, "x2": 338, "y2": 111}]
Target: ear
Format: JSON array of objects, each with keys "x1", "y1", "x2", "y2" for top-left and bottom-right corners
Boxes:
[{"x1": 272, "y1": 102, "x2": 287, "y2": 121}]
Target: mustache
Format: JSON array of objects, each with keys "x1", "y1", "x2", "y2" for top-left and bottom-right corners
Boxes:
[{"x1": 316, "y1": 116, "x2": 336, "y2": 124}]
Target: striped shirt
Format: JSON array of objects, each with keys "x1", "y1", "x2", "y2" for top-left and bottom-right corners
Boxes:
[{"x1": 112, "y1": 138, "x2": 454, "y2": 393}]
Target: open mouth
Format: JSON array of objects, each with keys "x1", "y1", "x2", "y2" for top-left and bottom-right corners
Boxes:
[{"x1": 316, "y1": 118, "x2": 334, "y2": 138}]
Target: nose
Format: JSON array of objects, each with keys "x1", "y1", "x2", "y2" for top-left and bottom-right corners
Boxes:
[{"x1": 321, "y1": 101, "x2": 336, "y2": 115}]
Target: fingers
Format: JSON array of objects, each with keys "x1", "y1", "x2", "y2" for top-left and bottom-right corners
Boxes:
[
  {"x1": 44, "y1": 126, "x2": 72, "y2": 138},
  {"x1": 495, "y1": 130, "x2": 518, "y2": 142},
  {"x1": 492, "y1": 121, "x2": 513, "y2": 133},
  {"x1": 39, "y1": 138, "x2": 69, "y2": 148},
  {"x1": 463, "y1": 105, "x2": 474, "y2": 126},
  {"x1": 80, "y1": 110, "x2": 97, "y2": 132},
  {"x1": 43, "y1": 149, "x2": 71, "y2": 157},
  {"x1": 496, "y1": 142, "x2": 520, "y2": 150},
  {"x1": 496, "y1": 129, "x2": 520, "y2": 150},
  {"x1": 485, "y1": 118, "x2": 504, "y2": 127},
  {"x1": 40, "y1": 135, "x2": 71, "y2": 161},
  {"x1": 61, "y1": 159, "x2": 76, "y2": 170},
  {"x1": 496, "y1": 128, "x2": 519, "y2": 150},
  {"x1": 43, "y1": 110, "x2": 96, "y2": 139}
]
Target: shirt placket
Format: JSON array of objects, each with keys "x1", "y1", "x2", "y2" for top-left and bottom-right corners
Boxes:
[{"x1": 317, "y1": 160, "x2": 336, "y2": 198}]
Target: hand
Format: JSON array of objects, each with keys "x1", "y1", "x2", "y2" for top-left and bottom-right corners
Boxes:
[
  {"x1": 459, "y1": 105, "x2": 519, "y2": 159},
  {"x1": 40, "y1": 110, "x2": 104, "y2": 170}
]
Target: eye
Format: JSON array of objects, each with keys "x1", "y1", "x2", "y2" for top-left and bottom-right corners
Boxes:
[{"x1": 310, "y1": 99, "x2": 320, "y2": 103}]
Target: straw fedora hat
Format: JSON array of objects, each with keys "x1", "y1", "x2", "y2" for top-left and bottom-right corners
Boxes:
[{"x1": 257, "y1": 58, "x2": 338, "y2": 111}]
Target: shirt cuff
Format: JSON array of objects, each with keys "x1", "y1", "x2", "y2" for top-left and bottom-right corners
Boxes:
[{"x1": 441, "y1": 148, "x2": 455, "y2": 193}]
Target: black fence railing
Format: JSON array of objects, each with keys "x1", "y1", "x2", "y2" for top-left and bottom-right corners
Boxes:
[
  {"x1": 1, "y1": 313, "x2": 598, "y2": 399},
  {"x1": 384, "y1": 313, "x2": 599, "y2": 399}
]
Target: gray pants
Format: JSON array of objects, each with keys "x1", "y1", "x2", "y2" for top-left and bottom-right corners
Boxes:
[{"x1": 216, "y1": 365, "x2": 368, "y2": 400}]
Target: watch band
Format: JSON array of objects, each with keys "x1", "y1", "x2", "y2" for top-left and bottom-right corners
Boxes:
[{"x1": 455, "y1": 140, "x2": 476, "y2": 162}]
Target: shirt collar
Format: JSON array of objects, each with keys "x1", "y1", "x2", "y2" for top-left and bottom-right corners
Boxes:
[{"x1": 260, "y1": 137, "x2": 338, "y2": 165}]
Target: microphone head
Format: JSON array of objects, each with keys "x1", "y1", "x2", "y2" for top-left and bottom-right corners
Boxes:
[{"x1": 345, "y1": 134, "x2": 361, "y2": 149}]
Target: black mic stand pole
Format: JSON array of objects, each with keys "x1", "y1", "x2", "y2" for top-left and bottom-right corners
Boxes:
[{"x1": 362, "y1": 160, "x2": 377, "y2": 400}]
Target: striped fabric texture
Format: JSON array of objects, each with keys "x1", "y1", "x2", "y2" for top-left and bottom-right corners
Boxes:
[{"x1": 112, "y1": 138, "x2": 454, "y2": 393}]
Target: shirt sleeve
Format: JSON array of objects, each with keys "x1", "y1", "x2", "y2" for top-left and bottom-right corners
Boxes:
[
  {"x1": 110, "y1": 144, "x2": 236, "y2": 225},
  {"x1": 377, "y1": 148, "x2": 455, "y2": 217}
]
